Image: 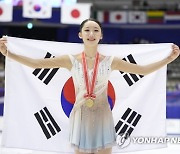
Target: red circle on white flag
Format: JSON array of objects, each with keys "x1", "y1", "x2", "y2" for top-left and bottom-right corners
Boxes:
[
  {"x1": 71, "y1": 9, "x2": 80, "y2": 18},
  {"x1": 0, "y1": 7, "x2": 3, "y2": 16},
  {"x1": 116, "y1": 14, "x2": 122, "y2": 20}
]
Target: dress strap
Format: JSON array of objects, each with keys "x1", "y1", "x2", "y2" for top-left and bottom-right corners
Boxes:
[
  {"x1": 109, "y1": 56, "x2": 114, "y2": 65},
  {"x1": 68, "y1": 54, "x2": 75, "y2": 64}
]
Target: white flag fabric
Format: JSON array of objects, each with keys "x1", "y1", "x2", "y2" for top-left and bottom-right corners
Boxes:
[
  {"x1": 128, "y1": 11, "x2": 147, "y2": 24},
  {"x1": 109, "y1": 11, "x2": 128, "y2": 24},
  {"x1": 61, "y1": 3, "x2": 91, "y2": 24},
  {"x1": 96, "y1": 11, "x2": 105, "y2": 23},
  {"x1": 96, "y1": 11, "x2": 109, "y2": 23},
  {"x1": 1, "y1": 36, "x2": 172, "y2": 153},
  {"x1": 23, "y1": 0, "x2": 52, "y2": 19},
  {"x1": 0, "y1": 0, "x2": 13, "y2": 22}
]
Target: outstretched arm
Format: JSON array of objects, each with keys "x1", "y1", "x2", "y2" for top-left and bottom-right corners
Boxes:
[
  {"x1": 0, "y1": 37, "x2": 72, "y2": 70},
  {"x1": 111, "y1": 44, "x2": 180, "y2": 75}
]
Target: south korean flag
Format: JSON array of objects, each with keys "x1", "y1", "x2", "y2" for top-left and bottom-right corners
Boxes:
[
  {"x1": 23, "y1": 0, "x2": 52, "y2": 19},
  {"x1": 1, "y1": 37, "x2": 171, "y2": 153}
]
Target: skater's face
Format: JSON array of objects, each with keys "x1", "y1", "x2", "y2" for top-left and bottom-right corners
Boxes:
[{"x1": 79, "y1": 20, "x2": 103, "y2": 47}]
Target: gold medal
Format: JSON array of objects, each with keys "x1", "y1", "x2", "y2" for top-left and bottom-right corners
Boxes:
[{"x1": 85, "y1": 98, "x2": 94, "y2": 108}]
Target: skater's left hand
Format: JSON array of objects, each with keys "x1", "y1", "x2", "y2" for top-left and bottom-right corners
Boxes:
[{"x1": 168, "y1": 44, "x2": 180, "y2": 62}]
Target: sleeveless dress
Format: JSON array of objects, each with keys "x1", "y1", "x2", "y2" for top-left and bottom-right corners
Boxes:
[{"x1": 68, "y1": 54, "x2": 117, "y2": 153}]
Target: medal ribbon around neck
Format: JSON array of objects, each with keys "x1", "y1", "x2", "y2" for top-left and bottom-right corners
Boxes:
[{"x1": 82, "y1": 52, "x2": 100, "y2": 99}]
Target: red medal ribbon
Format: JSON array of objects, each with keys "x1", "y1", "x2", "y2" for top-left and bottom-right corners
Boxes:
[{"x1": 82, "y1": 52, "x2": 100, "y2": 99}]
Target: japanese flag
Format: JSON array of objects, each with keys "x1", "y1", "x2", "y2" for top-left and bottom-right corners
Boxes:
[
  {"x1": 109, "y1": 11, "x2": 128, "y2": 24},
  {"x1": 23, "y1": 0, "x2": 52, "y2": 19},
  {"x1": 0, "y1": 0, "x2": 13, "y2": 22},
  {"x1": 61, "y1": 3, "x2": 92, "y2": 24}
]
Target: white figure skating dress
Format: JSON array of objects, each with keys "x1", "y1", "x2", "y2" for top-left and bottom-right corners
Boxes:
[{"x1": 68, "y1": 54, "x2": 116, "y2": 153}]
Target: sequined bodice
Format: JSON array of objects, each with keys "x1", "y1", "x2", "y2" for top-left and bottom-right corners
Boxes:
[{"x1": 68, "y1": 54, "x2": 114, "y2": 111}]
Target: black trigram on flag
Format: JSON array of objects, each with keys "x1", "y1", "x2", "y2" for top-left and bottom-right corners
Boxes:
[
  {"x1": 32, "y1": 52, "x2": 59, "y2": 85},
  {"x1": 115, "y1": 107, "x2": 142, "y2": 138},
  {"x1": 34, "y1": 107, "x2": 61, "y2": 139},
  {"x1": 120, "y1": 54, "x2": 144, "y2": 86}
]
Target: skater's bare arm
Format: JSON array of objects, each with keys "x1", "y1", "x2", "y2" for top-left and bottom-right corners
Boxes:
[
  {"x1": 0, "y1": 37, "x2": 72, "y2": 70},
  {"x1": 111, "y1": 44, "x2": 179, "y2": 75}
]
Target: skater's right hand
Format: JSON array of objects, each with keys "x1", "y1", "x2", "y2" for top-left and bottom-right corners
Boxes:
[{"x1": 0, "y1": 36, "x2": 8, "y2": 56}]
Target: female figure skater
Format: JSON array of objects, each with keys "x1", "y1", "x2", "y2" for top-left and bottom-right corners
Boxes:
[{"x1": 0, "y1": 18, "x2": 179, "y2": 154}]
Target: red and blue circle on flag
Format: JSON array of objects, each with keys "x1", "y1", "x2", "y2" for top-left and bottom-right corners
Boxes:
[
  {"x1": 33, "y1": 4, "x2": 41, "y2": 12},
  {"x1": 61, "y1": 77, "x2": 116, "y2": 118}
]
